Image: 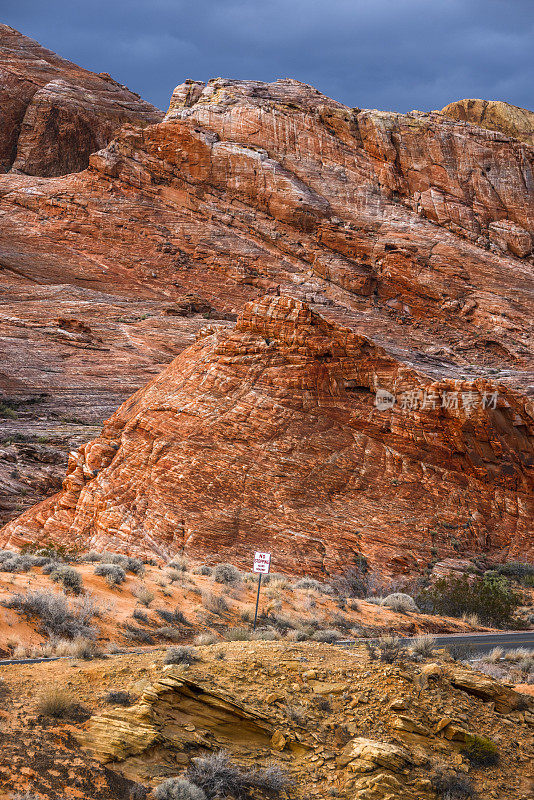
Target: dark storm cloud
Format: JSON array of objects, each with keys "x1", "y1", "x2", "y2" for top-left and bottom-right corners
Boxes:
[{"x1": 3, "y1": 0, "x2": 533, "y2": 112}]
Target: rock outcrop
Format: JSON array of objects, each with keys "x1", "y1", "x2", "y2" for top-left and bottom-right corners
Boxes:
[
  {"x1": 2, "y1": 294, "x2": 532, "y2": 575},
  {"x1": 0, "y1": 24, "x2": 162, "y2": 175},
  {"x1": 0, "y1": 34, "x2": 533, "y2": 569},
  {"x1": 442, "y1": 98, "x2": 534, "y2": 147}
]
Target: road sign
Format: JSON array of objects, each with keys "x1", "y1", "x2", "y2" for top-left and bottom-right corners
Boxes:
[
  {"x1": 252, "y1": 552, "x2": 271, "y2": 629},
  {"x1": 253, "y1": 551, "x2": 271, "y2": 574}
]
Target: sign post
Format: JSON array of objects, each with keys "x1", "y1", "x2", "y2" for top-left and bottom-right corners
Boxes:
[{"x1": 252, "y1": 551, "x2": 271, "y2": 630}]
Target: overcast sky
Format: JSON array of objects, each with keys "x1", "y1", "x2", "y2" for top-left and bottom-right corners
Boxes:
[{"x1": 4, "y1": 0, "x2": 533, "y2": 113}]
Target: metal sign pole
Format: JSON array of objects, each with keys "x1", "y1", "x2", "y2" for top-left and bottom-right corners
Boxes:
[{"x1": 253, "y1": 572, "x2": 262, "y2": 630}]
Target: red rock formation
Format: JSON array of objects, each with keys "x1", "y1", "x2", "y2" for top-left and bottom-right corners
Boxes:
[
  {"x1": 0, "y1": 24, "x2": 162, "y2": 175},
  {"x1": 2, "y1": 295, "x2": 532, "y2": 576},
  {"x1": 0, "y1": 35, "x2": 533, "y2": 571},
  {"x1": 442, "y1": 98, "x2": 534, "y2": 147}
]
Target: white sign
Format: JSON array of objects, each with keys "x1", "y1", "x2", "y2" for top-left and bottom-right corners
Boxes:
[{"x1": 253, "y1": 551, "x2": 271, "y2": 574}]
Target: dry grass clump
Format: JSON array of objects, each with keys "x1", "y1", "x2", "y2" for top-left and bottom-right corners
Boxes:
[
  {"x1": 164, "y1": 646, "x2": 200, "y2": 665},
  {"x1": 154, "y1": 778, "x2": 206, "y2": 800},
  {"x1": 294, "y1": 577, "x2": 333, "y2": 594},
  {"x1": 132, "y1": 583, "x2": 155, "y2": 607},
  {"x1": 194, "y1": 632, "x2": 218, "y2": 646},
  {"x1": 410, "y1": 634, "x2": 436, "y2": 658},
  {"x1": 202, "y1": 591, "x2": 229, "y2": 616},
  {"x1": 36, "y1": 686, "x2": 79, "y2": 718}
]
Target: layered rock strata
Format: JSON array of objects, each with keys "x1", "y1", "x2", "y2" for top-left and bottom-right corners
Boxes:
[{"x1": 2, "y1": 295, "x2": 532, "y2": 575}]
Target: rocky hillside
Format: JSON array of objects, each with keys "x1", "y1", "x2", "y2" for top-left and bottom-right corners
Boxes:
[
  {"x1": 442, "y1": 98, "x2": 534, "y2": 147},
  {"x1": 0, "y1": 30, "x2": 533, "y2": 571},
  {"x1": 2, "y1": 294, "x2": 533, "y2": 574},
  {"x1": 0, "y1": 640, "x2": 532, "y2": 799},
  {"x1": 0, "y1": 24, "x2": 163, "y2": 175}
]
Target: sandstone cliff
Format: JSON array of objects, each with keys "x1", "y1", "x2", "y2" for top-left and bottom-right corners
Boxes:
[
  {"x1": 0, "y1": 37, "x2": 533, "y2": 569},
  {"x1": 2, "y1": 294, "x2": 532, "y2": 575},
  {"x1": 0, "y1": 24, "x2": 163, "y2": 175},
  {"x1": 442, "y1": 98, "x2": 534, "y2": 148}
]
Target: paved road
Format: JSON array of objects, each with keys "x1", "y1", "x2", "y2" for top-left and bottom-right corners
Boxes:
[
  {"x1": 1, "y1": 632, "x2": 532, "y2": 667},
  {"x1": 338, "y1": 630, "x2": 534, "y2": 655}
]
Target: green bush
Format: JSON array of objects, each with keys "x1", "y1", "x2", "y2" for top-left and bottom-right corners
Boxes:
[
  {"x1": 495, "y1": 561, "x2": 534, "y2": 586},
  {"x1": 462, "y1": 734, "x2": 499, "y2": 766},
  {"x1": 418, "y1": 573, "x2": 522, "y2": 626}
]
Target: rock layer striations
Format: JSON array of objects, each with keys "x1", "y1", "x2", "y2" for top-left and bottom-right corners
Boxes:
[
  {"x1": 0, "y1": 34, "x2": 533, "y2": 570},
  {"x1": 2, "y1": 295, "x2": 532, "y2": 575}
]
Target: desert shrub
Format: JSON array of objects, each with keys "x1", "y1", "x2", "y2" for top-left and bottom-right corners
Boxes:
[
  {"x1": 446, "y1": 643, "x2": 476, "y2": 661},
  {"x1": 156, "y1": 627, "x2": 182, "y2": 641},
  {"x1": 495, "y1": 561, "x2": 534, "y2": 586},
  {"x1": 410, "y1": 634, "x2": 436, "y2": 658},
  {"x1": 225, "y1": 627, "x2": 253, "y2": 641},
  {"x1": 84, "y1": 550, "x2": 102, "y2": 562},
  {"x1": 106, "y1": 690, "x2": 134, "y2": 706},
  {"x1": 268, "y1": 612, "x2": 296, "y2": 632},
  {"x1": 132, "y1": 608, "x2": 150, "y2": 624},
  {"x1": 365, "y1": 596, "x2": 385, "y2": 605},
  {"x1": 94, "y1": 563, "x2": 126, "y2": 585},
  {"x1": 252, "y1": 627, "x2": 279, "y2": 641},
  {"x1": 213, "y1": 563, "x2": 241, "y2": 585},
  {"x1": 284, "y1": 704, "x2": 306, "y2": 724},
  {"x1": 461, "y1": 734, "x2": 499, "y2": 766},
  {"x1": 100, "y1": 552, "x2": 144, "y2": 574},
  {"x1": 202, "y1": 592, "x2": 229, "y2": 615},
  {"x1": 430, "y1": 768, "x2": 475, "y2": 799},
  {"x1": 164, "y1": 646, "x2": 200, "y2": 665},
  {"x1": 366, "y1": 635, "x2": 403, "y2": 663},
  {"x1": 184, "y1": 750, "x2": 289, "y2": 799},
  {"x1": 194, "y1": 633, "x2": 218, "y2": 646},
  {"x1": 156, "y1": 607, "x2": 188, "y2": 625},
  {"x1": 312, "y1": 629, "x2": 340, "y2": 643},
  {"x1": 166, "y1": 569, "x2": 182, "y2": 583},
  {"x1": 314, "y1": 697, "x2": 332, "y2": 712},
  {"x1": 0, "y1": 551, "x2": 44, "y2": 572},
  {"x1": 418, "y1": 573, "x2": 522, "y2": 626},
  {"x1": 50, "y1": 564, "x2": 83, "y2": 594},
  {"x1": 132, "y1": 584, "x2": 155, "y2": 607},
  {"x1": 240, "y1": 606, "x2": 254, "y2": 623},
  {"x1": 193, "y1": 564, "x2": 213, "y2": 576},
  {"x1": 54, "y1": 636, "x2": 99, "y2": 659},
  {"x1": 294, "y1": 577, "x2": 333, "y2": 594},
  {"x1": 332, "y1": 561, "x2": 369, "y2": 598},
  {"x1": 154, "y1": 778, "x2": 206, "y2": 800},
  {"x1": 168, "y1": 557, "x2": 188, "y2": 572},
  {"x1": 381, "y1": 592, "x2": 419, "y2": 613},
  {"x1": 1, "y1": 590, "x2": 97, "y2": 638},
  {"x1": 36, "y1": 687, "x2": 78, "y2": 718},
  {"x1": 123, "y1": 625, "x2": 155, "y2": 644}
]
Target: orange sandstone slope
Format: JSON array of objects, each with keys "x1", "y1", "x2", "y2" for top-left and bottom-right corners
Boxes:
[
  {"x1": 0, "y1": 34, "x2": 533, "y2": 569},
  {"x1": 2, "y1": 294, "x2": 532, "y2": 576}
]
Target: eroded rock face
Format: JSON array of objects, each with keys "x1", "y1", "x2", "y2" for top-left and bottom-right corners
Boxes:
[
  {"x1": 79, "y1": 670, "x2": 276, "y2": 769},
  {"x1": 2, "y1": 295, "x2": 532, "y2": 575},
  {"x1": 0, "y1": 24, "x2": 162, "y2": 175},
  {"x1": 442, "y1": 98, "x2": 534, "y2": 147},
  {"x1": 0, "y1": 50, "x2": 533, "y2": 567}
]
